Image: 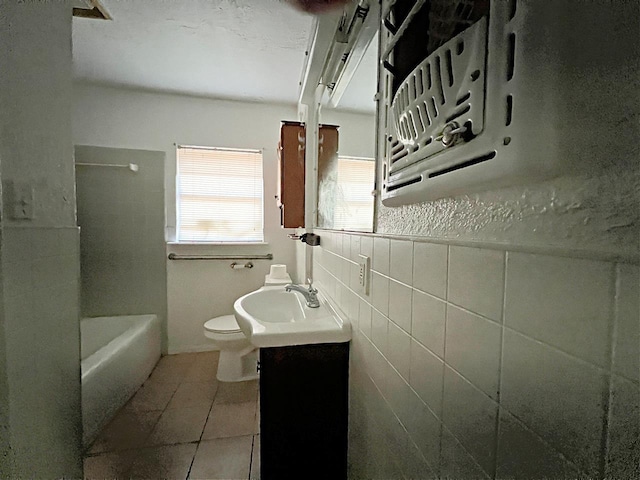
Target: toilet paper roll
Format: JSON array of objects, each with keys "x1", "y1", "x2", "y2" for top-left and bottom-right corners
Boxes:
[{"x1": 269, "y1": 264, "x2": 288, "y2": 279}]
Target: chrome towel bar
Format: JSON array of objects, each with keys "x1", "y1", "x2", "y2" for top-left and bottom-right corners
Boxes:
[{"x1": 167, "y1": 253, "x2": 273, "y2": 261}]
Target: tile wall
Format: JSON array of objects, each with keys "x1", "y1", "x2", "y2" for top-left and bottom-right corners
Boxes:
[
  {"x1": 312, "y1": 231, "x2": 639, "y2": 480},
  {"x1": 75, "y1": 146, "x2": 167, "y2": 351}
]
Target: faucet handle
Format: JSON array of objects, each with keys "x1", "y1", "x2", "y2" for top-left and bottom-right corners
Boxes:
[{"x1": 307, "y1": 278, "x2": 317, "y2": 293}]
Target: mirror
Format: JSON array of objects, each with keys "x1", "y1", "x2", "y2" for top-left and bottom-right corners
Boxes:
[{"x1": 316, "y1": 33, "x2": 378, "y2": 232}]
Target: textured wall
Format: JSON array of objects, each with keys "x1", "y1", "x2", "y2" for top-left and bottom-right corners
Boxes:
[
  {"x1": 75, "y1": 146, "x2": 168, "y2": 351},
  {"x1": 313, "y1": 230, "x2": 638, "y2": 480},
  {"x1": 377, "y1": 169, "x2": 639, "y2": 260}
]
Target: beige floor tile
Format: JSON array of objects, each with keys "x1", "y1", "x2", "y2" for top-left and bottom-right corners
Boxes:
[
  {"x1": 184, "y1": 354, "x2": 219, "y2": 383},
  {"x1": 214, "y1": 380, "x2": 259, "y2": 404},
  {"x1": 147, "y1": 405, "x2": 210, "y2": 446},
  {"x1": 164, "y1": 352, "x2": 201, "y2": 366},
  {"x1": 83, "y1": 450, "x2": 137, "y2": 479},
  {"x1": 250, "y1": 435, "x2": 260, "y2": 480},
  {"x1": 125, "y1": 380, "x2": 179, "y2": 412},
  {"x1": 148, "y1": 355, "x2": 193, "y2": 383},
  {"x1": 89, "y1": 410, "x2": 162, "y2": 454},
  {"x1": 189, "y1": 436, "x2": 253, "y2": 480},
  {"x1": 129, "y1": 442, "x2": 198, "y2": 480},
  {"x1": 202, "y1": 401, "x2": 257, "y2": 440},
  {"x1": 167, "y1": 381, "x2": 218, "y2": 410}
]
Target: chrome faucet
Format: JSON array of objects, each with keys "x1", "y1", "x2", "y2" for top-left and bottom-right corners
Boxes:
[{"x1": 285, "y1": 279, "x2": 320, "y2": 308}]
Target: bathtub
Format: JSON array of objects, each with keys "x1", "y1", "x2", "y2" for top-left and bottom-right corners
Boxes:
[{"x1": 81, "y1": 314, "x2": 161, "y2": 446}]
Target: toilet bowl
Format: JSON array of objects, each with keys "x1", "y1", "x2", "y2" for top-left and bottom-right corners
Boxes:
[
  {"x1": 204, "y1": 268, "x2": 292, "y2": 382},
  {"x1": 204, "y1": 315, "x2": 258, "y2": 382}
]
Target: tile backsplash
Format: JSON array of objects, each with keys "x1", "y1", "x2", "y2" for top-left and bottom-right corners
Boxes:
[{"x1": 312, "y1": 231, "x2": 639, "y2": 480}]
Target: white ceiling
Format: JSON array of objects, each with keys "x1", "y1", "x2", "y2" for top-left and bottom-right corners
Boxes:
[
  {"x1": 72, "y1": 0, "x2": 376, "y2": 112},
  {"x1": 72, "y1": 0, "x2": 312, "y2": 104}
]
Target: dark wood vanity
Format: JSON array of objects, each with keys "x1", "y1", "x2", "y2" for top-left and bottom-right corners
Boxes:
[{"x1": 259, "y1": 342, "x2": 349, "y2": 480}]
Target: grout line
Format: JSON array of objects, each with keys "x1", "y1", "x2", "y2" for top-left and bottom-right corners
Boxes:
[
  {"x1": 437, "y1": 244, "x2": 450, "y2": 477},
  {"x1": 440, "y1": 423, "x2": 493, "y2": 480},
  {"x1": 599, "y1": 262, "x2": 620, "y2": 479},
  {"x1": 492, "y1": 250, "x2": 509, "y2": 480}
]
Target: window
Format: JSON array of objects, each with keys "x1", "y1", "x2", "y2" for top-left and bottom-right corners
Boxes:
[
  {"x1": 176, "y1": 146, "x2": 264, "y2": 242},
  {"x1": 333, "y1": 156, "x2": 375, "y2": 231}
]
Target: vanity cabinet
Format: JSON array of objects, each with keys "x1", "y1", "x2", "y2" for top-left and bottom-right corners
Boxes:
[
  {"x1": 259, "y1": 342, "x2": 349, "y2": 480},
  {"x1": 277, "y1": 122, "x2": 339, "y2": 228}
]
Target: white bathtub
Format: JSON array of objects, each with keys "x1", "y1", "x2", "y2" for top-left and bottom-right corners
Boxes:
[{"x1": 81, "y1": 314, "x2": 161, "y2": 446}]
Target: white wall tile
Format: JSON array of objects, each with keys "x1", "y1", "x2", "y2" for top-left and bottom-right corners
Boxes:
[
  {"x1": 349, "y1": 262, "x2": 360, "y2": 290},
  {"x1": 445, "y1": 305, "x2": 502, "y2": 399},
  {"x1": 334, "y1": 233, "x2": 343, "y2": 256},
  {"x1": 505, "y1": 252, "x2": 614, "y2": 367},
  {"x1": 373, "y1": 237, "x2": 390, "y2": 275},
  {"x1": 384, "y1": 363, "x2": 413, "y2": 429},
  {"x1": 404, "y1": 389, "x2": 441, "y2": 471},
  {"x1": 448, "y1": 246, "x2": 505, "y2": 322},
  {"x1": 442, "y1": 366, "x2": 497, "y2": 476},
  {"x1": 606, "y1": 375, "x2": 640, "y2": 479},
  {"x1": 340, "y1": 257, "x2": 352, "y2": 285},
  {"x1": 440, "y1": 428, "x2": 491, "y2": 480},
  {"x1": 613, "y1": 264, "x2": 639, "y2": 381},
  {"x1": 409, "y1": 339, "x2": 444, "y2": 416},
  {"x1": 388, "y1": 279, "x2": 412, "y2": 333},
  {"x1": 368, "y1": 341, "x2": 390, "y2": 394},
  {"x1": 371, "y1": 309, "x2": 389, "y2": 356},
  {"x1": 387, "y1": 322, "x2": 411, "y2": 380},
  {"x1": 390, "y1": 239, "x2": 413, "y2": 285},
  {"x1": 360, "y1": 235, "x2": 373, "y2": 258},
  {"x1": 349, "y1": 235, "x2": 361, "y2": 262},
  {"x1": 496, "y1": 410, "x2": 581, "y2": 479},
  {"x1": 411, "y1": 290, "x2": 446, "y2": 358},
  {"x1": 344, "y1": 288, "x2": 359, "y2": 327},
  {"x1": 359, "y1": 299, "x2": 373, "y2": 339},
  {"x1": 413, "y1": 242, "x2": 448, "y2": 299},
  {"x1": 342, "y1": 234, "x2": 351, "y2": 258},
  {"x1": 501, "y1": 330, "x2": 606, "y2": 477},
  {"x1": 371, "y1": 272, "x2": 390, "y2": 315}
]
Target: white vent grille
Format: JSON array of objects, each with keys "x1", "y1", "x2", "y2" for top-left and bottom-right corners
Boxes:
[
  {"x1": 377, "y1": 0, "x2": 636, "y2": 207},
  {"x1": 389, "y1": 17, "x2": 486, "y2": 174}
]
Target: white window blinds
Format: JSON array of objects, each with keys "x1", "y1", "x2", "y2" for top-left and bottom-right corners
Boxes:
[
  {"x1": 177, "y1": 146, "x2": 264, "y2": 242},
  {"x1": 334, "y1": 156, "x2": 375, "y2": 231}
]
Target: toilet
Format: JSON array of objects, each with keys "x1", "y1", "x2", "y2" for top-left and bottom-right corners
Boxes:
[{"x1": 203, "y1": 265, "x2": 292, "y2": 382}]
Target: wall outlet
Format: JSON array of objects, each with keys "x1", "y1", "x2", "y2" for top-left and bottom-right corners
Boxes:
[{"x1": 357, "y1": 254, "x2": 370, "y2": 294}]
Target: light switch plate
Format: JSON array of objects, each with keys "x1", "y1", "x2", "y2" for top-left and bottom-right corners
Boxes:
[{"x1": 358, "y1": 254, "x2": 370, "y2": 295}]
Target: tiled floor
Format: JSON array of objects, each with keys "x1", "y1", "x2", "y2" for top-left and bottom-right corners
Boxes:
[{"x1": 84, "y1": 351, "x2": 261, "y2": 480}]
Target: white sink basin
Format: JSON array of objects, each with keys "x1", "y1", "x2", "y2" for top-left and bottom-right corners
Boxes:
[{"x1": 233, "y1": 286, "x2": 351, "y2": 348}]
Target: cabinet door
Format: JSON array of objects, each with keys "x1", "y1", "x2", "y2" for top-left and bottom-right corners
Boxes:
[
  {"x1": 260, "y1": 343, "x2": 349, "y2": 480},
  {"x1": 278, "y1": 121, "x2": 306, "y2": 228}
]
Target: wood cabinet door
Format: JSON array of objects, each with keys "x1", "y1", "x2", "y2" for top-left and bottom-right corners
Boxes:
[{"x1": 278, "y1": 121, "x2": 306, "y2": 228}]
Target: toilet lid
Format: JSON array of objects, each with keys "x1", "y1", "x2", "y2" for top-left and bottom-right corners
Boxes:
[{"x1": 204, "y1": 315, "x2": 242, "y2": 334}]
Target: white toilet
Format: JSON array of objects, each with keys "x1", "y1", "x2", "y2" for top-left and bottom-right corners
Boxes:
[{"x1": 203, "y1": 265, "x2": 292, "y2": 382}]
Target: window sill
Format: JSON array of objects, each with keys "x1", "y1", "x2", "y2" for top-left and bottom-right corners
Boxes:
[{"x1": 167, "y1": 242, "x2": 269, "y2": 246}]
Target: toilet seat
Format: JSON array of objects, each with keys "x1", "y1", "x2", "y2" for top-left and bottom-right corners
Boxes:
[{"x1": 204, "y1": 315, "x2": 242, "y2": 335}]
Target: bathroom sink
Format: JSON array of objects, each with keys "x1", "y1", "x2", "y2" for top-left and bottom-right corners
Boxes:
[{"x1": 233, "y1": 286, "x2": 351, "y2": 347}]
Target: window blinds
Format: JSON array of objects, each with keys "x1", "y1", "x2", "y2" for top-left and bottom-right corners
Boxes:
[
  {"x1": 334, "y1": 156, "x2": 375, "y2": 231},
  {"x1": 177, "y1": 146, "x2": 264, "y2": 242}
]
